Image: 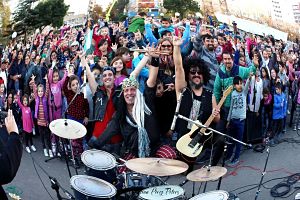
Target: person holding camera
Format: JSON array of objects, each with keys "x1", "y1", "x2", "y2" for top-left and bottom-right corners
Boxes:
[{"x1": 0, "y1": 110, "x2": 23, "y2": 200}]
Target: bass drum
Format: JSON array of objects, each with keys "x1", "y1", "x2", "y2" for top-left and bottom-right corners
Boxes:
[
  {"x1": 70, "y1": 175, "x2": 116, "y2": 200},
  {"x1": 116, "y1": 172, "x2": 166, "y2": 200},
  {"x1": 189, "y1": 190, "x2": 229, "y2": 200},
  {"x1": 139, "y1": 185, "x2": 186, "y2": 200},
  {"x1": 81, "y1": 149, "x2": 117, "y2": 183}
]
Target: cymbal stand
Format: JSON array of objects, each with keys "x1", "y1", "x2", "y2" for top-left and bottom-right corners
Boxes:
[
  {"x1": 203, "y1": 141, "x2": 214, "y2": 193},
  {"x1": 69, "y1": 139, "x2": 78, "y2": 175},
  {"x1": 61, "y1": 88, "x2": 83, "y2": 175},
  {"x1": 254, "y1": 138, "x2": 270, "y2": 200},
  {"x1": 217, "y1": 139, "x2": 229, "y2": 190}
]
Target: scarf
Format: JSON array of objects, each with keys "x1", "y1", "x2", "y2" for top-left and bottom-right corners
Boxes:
[{"x1": 126, "y1": 115, "x2": 150, "y2": 158}]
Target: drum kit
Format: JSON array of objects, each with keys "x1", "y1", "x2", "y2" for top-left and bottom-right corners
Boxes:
[{"x1": 48, "y1": 118, "x2": 232, "y2": 200}]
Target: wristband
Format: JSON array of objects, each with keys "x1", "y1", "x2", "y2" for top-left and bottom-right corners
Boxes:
[{"x1": 151, "y1": 57, "x2": 159, "y2": 67}]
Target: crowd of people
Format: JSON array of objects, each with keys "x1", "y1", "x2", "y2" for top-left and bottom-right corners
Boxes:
[{"x1": 0, "y1": 12, "x2": 299, "y2": 172}]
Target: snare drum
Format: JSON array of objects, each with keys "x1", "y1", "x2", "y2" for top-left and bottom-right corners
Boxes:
[
  {"x1": 189, "y1": 190, "x2": 229, "y2": 200},
  {"x1": 139, "y1": 185, "x2": 186, "y2": 200},
  {"x1": 81, "y1": 149, "x2": 116, "y2": 183},
  {"x1": 70, "y1": 175, "x2": 116, "y2": 200}
]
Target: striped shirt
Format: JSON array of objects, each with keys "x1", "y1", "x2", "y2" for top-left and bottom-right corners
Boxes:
[{"x1": 37, "y1": 100, "x2": 47, "y2": 126}]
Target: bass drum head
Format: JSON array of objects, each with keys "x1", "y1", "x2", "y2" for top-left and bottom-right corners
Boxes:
[
  {"x1": 139, "y1": 185, "x2": 185, "y2": 200},
  {"x1": 81, "y1": 149, "x2": 116, "y2": 170},
  {"x1": 189, "y1": 190, "x2": 229, "y2": 200},
  {"x1": 70, "y1": 175, "x2": 116, "y2": 198}
]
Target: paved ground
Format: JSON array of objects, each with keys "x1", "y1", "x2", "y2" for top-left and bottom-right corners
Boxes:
[{"x1": 3, "y1": 127, "x2": 300, "y2": 200}]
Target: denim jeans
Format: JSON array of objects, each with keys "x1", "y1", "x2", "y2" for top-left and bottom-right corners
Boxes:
[
  {"x1": 227, "y1": 118, "x2": 245, "y2": 161},
  {"x1": 261, "y1": 107, "x2": 270, "y2": 137}
]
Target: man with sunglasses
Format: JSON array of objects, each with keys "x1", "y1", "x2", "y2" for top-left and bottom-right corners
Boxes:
[
  {"x1": 173, "y1": 37, "x2": 223, "y2": 171},
  {"x1": 82, "y1": 56, "x2": 123, "y2": 154}
]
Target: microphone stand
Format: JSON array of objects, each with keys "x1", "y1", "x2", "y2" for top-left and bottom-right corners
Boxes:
[
  {"x1": 177, "y1": 115, "x2": 252, "y2": 148},
  {"x1": 254, "y1": 138, "x2": 270, "y2": 200},
  {"x1": 49, "y1": 176, "x2": 75, "y2": 200}
]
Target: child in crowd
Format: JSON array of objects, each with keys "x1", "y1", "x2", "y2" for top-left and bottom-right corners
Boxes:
[
  {"x1": 32, "y1": 74, "x2": 52, "y2": 157},
  {"x1": 270, "y1": 82, "x2": 287, "y2": 146},
  {"x1": 110, "y1": 56, "x2": 128, "y2": 86},
  {"x1": 48, "y1": 67, "x2": 67, "y2": 155},
  {"x1": 17, "y1": 91, "x2": 35, "y2": 153},
  {"x1": 226, "y1": 75, "x2": 250, "y2": 166},
  {"x1": 261, "y1": 88, "x2": 273, "y2": 137},
  {"x1": 63, "y1": 74, "x2": 89, "y2": 162}
]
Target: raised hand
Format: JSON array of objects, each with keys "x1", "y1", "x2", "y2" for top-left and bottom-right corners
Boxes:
[
  {"x1": 173, "y1": 36, "x2": 183, "y2": 46},
  {"x1": 31, "y1": 74, "x2": 36, "y2": 80},
  {"x1": 111, "y1": 43, "x2": 118, "y2": 52}
]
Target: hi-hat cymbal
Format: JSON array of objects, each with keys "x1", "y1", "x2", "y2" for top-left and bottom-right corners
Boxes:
[
  {"x1": 125, "y1": 158, "x2": 188, "y2": 176},
  {"x1": 187, "y1": 166, "x2": 227, "y2": 182},
  {"x1": 49, "y1": 119, "x2": 86, "y2": 139}
]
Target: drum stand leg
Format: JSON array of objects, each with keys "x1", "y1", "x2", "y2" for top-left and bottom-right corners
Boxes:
[
  {"x1": 203, "y1": 181, "x2": 208, "y2": 193},
  {"x1": 62, "y1": 140, "x2": 72, "y2": 178},
  {"x1": 69, "y1": 139, "x2": 78, "y2": 175}
]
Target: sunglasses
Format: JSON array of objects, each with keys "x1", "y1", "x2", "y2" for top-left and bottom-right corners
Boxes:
[
  {"x1": 103, "y1": 66, "x2": 116, "y2": 75},
  {"x1": 161, "y1": 44, "x2": 172, "y2": 48},
  {"x1": 190, "y1": 71, "x2": 201, "y2": 75}
]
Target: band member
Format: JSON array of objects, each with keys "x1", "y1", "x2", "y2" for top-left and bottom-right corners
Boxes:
[
  {"x1": 0, "y1": 110, "x2": 22, "y2": 200},
  {"x1": 172, "y1": 36, "x2": 223, "y2": 169},
  {"x1": 89, "y1": 53, "x2": 161, "y2": 158}
]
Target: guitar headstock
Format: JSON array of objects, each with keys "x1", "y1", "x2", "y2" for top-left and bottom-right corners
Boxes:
[{"x1": 223, "y1": 85, "x2": 233, "y2": 97}]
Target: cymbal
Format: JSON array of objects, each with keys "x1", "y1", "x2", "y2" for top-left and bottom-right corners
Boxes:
[
  {"x1": 125, "y1": 158, "x2": 188, "y2": 176},
  {"x1": 187, "y1": 166, "x2": 227, "y2": 182},
  {"x1": 49, "y1": 119, "x2": 86, "y2": 139}
]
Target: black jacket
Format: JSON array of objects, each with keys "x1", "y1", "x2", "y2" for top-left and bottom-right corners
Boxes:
[
  {"x1": 0, "y1": 128, "x2": 23, "y2": 200},
  {"x1": 91, "y1": 85, "x2": 160, "y2": 157},
  {"x1": 92, "y1": 85, "x2": 121, "y2": 121}
]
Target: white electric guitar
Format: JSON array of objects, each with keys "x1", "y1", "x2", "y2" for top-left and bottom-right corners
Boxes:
[{"x1": 176, "y1": 86, "x2": 233, "y2": 157}]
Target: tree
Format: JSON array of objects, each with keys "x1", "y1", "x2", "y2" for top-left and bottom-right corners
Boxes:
[
  {"x1": 0, "y1": 0, "x2": 11, "y2": 37},
  {"x1": 91, "y1": 4, "x2": 103, "y2": 22},
  {"x1": 106, "y1": 0, "x2": 129, "y2": 21},
  {"x1": 13, "y1": 0, "x2": 38, "y2": 35},
  {"x1": 32, "y1": 0, "x2": 69, "y2": 28},
  {"x1": 163, "y1": 0, "x2": 200, "y2": 17},
  {"x1": 12, "y1": 0, "x2": 69, "y2": 36}
]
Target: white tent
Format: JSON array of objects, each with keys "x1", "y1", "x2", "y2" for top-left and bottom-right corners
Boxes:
[{"x1": 215, "y1": 12, "x2": 288, "y2": 41}]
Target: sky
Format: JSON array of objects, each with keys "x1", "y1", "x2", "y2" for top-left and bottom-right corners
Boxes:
[{"x1": 9, "y1": 0, "x2": 114, "y2": 15}]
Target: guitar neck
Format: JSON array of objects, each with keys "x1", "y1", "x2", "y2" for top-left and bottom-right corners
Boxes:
[{"x1": 200, "y1": 95, "x2": 227, "y2": 133}]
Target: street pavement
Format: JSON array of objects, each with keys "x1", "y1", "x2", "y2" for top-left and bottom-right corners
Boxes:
[{"x1": 3, "y1": 127, "x2": 300, "y2": 200}]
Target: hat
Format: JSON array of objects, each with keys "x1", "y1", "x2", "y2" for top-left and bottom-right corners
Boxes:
[
  {"x1": 178, "y1": 26, "x2": 185, "y2": 30},
  {"x1": 71, "y1": 41, "x2": 79, "y2": 46},
  {"x1": 121, "y1": 75, "x2": 139, "y2": 90}
]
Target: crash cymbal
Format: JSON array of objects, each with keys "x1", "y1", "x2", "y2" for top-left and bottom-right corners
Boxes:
[
  {"x1": 49, "y1": 119, "x2": 86, "y2": 139},
  {"x1": 125, "y1": 158, "x2": 188, "y2": 176},
  {"x1": 187, "y1": 166, "x2": 227, "y2": 182}
]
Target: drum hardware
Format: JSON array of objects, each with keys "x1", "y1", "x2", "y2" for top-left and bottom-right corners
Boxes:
[{"x1": 217, "y1": 139, "x2": 229, "y2": 190}]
